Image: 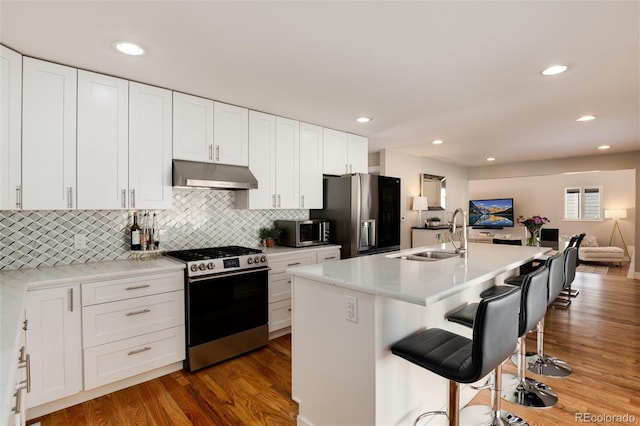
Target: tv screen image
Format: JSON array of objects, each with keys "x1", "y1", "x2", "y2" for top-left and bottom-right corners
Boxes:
[{"x1": 468, "y1": 198, "x2": 514, "y2": 227}]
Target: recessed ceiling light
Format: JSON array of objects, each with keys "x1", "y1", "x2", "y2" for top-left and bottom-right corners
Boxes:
[
  {"x1": 486, "y1": 157, "x2": 496, "y2": 162},
  {"x1": 432, "y1": 139, "x2": 443, "y2": 145},
  {"x1": 113, "y1": 41, "x2": 146, "y2": 56},
  {"x1": 541, "y1": 65, "x2": 568, "y2": 76},
  {"x1": 576, "y1": 115, "x2": 596, "y2": 122},
  {"x1": 356, "y1": 117, "x2": 371, "y2": 123},
  {"x1": 598, "y1": 145, "x2": 610, "y2": 150}
]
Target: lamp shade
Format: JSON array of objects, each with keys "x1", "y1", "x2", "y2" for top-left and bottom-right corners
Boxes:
[
  {"x1": 604, "y1": 209, "x2": 627, "y2": 219},
  {"x1": 411, "y1": 196, "x2": 429, "y2": 211}
]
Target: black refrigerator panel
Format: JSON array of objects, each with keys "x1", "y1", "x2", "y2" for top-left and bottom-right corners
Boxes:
[{"x1": 378, "y1": 175, "x2": 401, "y2": 250}]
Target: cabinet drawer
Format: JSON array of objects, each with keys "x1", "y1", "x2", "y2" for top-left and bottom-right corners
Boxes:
[
  {"x1": 268, "y1": 252, "x2": 316, "y2": 274},
  {"x1": 269, "y1": 273, "x2": 292, "y2": 303},
  {"x1": 316, "y1": 248, "x2": 340, "y2": 263},
  {"x1": 84, "y1": 326, "x2": 185, "y2": 390},
  {"x1": 83, "y1": 291, "x2": 184, "y2": 348},
  {"x1": 268, "y1": 299, "x2": 292, "y2": 332},
  {"x1": 82, "y1": 271, "x2": 183, "y2": 305}
]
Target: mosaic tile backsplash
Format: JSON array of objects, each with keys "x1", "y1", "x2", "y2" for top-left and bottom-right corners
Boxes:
[{"x1": 0, "y1": 188, "x2": 308, "y2": 270}]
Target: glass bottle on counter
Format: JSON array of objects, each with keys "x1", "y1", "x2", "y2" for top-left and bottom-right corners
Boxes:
[
  {"x1": 130, "y1": 211, "x2": 141, "y2": 251},
  {"x1": 152, "y1": 212, "x2": 160, "y2": 249},
  {"x1": 140, "y1": 211, "x2": 148, "y2": 250}
]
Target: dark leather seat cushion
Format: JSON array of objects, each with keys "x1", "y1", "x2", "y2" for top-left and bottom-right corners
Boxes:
[
  {"x1": 446, "y1": 303, "x2": 479, "y2": 328},
  {"x1": 479, "y1": 285, "x2": 517, "y2": 299},
  {"x1": 391, "y1": 328, "x2": 475, "y2": 383}
]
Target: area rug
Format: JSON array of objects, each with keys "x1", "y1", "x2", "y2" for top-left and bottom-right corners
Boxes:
[{"x1": 576, "y1": 264, "x2": 609, "y2": 275}]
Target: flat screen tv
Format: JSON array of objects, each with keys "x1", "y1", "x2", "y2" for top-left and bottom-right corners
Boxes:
[{"x1": 468, "y1": 198, "x2": 514, "y2": 228}]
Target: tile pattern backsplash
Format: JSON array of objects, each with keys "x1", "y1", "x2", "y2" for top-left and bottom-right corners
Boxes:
[{"x1": 0, "y1": 188, "x2": 307, "y2": 270}]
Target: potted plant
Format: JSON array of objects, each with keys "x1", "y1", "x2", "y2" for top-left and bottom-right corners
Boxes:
[
  {"x1": 427, "y1": 216, "x2": 442, "y2": 227},
  {"x1": 258, "y1": 226, "x2": 281, "y2": 248}
]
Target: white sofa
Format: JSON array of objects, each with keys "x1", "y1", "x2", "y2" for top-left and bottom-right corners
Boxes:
[{"x1": 575, "y1": 234, "x2": 629, "y2": 265}]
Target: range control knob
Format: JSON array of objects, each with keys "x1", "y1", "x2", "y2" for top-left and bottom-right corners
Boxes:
[
  {"x1": 198, "y1": 263, "x2": 206, "y2": 271},
  {"x1": 190, "y1": 264, "x2": 198, "y2": 272},
  {"x1": 207, "y1": 262, "x2": 215, "y2": 270},
  {"x1": 247, "y1": 257, "x2": 253, "y2": 264},
  {"x1": 260, "y1": 255, "x2": 267, "y2": 262},
  {"x1": 254, "y1": 256, "x2": 261, "y2": 263}
]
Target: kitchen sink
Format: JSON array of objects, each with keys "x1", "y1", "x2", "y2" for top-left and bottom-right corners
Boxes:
[{"x1": 387, "y1": 250, "x2": 461, "y2": 262}]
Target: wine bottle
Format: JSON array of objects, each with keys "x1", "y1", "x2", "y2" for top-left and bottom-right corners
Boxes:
[
  {"x1": 130, "y1": 211, "x2": 141, "y2": 251},
  {"x1": 152, "y1": 212, "x2": 159, "y2": 249},
  {"x1": 140, "y1": 211, "x2": 148, "y2": 250}
]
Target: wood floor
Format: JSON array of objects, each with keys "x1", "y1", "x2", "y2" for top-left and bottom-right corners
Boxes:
[{"x1": 30, "y1": 265, "x2": 639, "y2": 426}]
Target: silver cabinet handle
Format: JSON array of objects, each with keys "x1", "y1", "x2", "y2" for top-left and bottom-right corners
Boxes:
[
  {"x1": 208, "y1": 144, "x2": 213, "y2": 160},
  {"x1": 126, "y1": 308, "x2": 151, "y2": 317},
  {"x1": 277, "y1": 194, "x2": 281, "y2": 208},
  {"x1": 67, "y1": 187, "x2": 73, "y2": 208},
  {"x1": 68, "y1": 288, "x2": 73, "y2": 312},
  {"x1": 130, "y1": 189, "x2": 136, "y2": 208},
  {"x1": 272, "y1": 194, "x2": 276, "y2": 208},
  {"x1": 17, "y1": 353, "x2": 31, "y2": 393},
  {"x1": 121, "y1": 189, "x2": 126, "y2": 208},
  {"x1": 301, "y1": 195, "x2": 304, "y2": 208},
  {"x1": 349, "y1": 164, "x2": 353, "y2": 173},
  {"x1": 324, "y1": 256, "x2": 337, "y2": 260},
  {"x1": 127, "y1": 346, "x2": 151, "y2": 356},
  {"x1": 345, "y1": 163, "x2": 349, "y2": 173},
  {"x1": 15, "y1": 185, "x2": 21, "y2": 209},
  {"x1": 11, "y1": 384, "x2": 27, "y2": 413},
  {"x1": 215, "y1": 146, "x2": 220, "y2": 161},
  {"x1": 287, "y1": 262, "x2": 301, "y2": 267},
  {"x1": 126, "y1": 284, "x2": 150, "y2": 291}
]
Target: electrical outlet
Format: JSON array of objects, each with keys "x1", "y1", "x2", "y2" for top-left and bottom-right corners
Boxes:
[
  {"x1": 74, "y1": 234, "x2": 87, "y2": 250},
  {"x1": 345, "y1": 295, "x2": 358, "y2": 323}
]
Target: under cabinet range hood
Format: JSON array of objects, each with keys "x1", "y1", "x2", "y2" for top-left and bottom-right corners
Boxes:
[{"x1": 172, "y1": 160, "x2": 258, "y2": 190}]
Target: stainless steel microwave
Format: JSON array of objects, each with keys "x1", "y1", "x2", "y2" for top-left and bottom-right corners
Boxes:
[{"x1": 275, "y1": 219, "x2": 330, "y2": 247}]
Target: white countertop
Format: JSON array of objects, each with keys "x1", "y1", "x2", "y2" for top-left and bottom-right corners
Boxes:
[
  {"x1": 262, "y1": 244, "x2": 340, "y2": 257},
  {"x1": 0, "y1": 257, "x2": 185, "y2": 425},
  {"x1": 288, "y1": 242, "x2": 550, "y2": 306}
]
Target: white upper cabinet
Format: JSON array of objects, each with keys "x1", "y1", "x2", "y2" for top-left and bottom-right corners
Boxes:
[
  {"x1": 322, "y1": 128, "x2": 348, "y2": 175},
  {"x1": 239, "y1": 110, "x2": 276, "y2": 209},
  {"x1": 274, "y1": 116, "x2": 300, "y2": 209},
  {"x1": 77, "y1": 70, "x2": 129, "y2": 210},
  {"x1": 322, "y1": 128, "x2": 368, "y2": 175},
  {"x1": 129, "y1": 82, "x2": 173, "y2": 209},
  {"x1": 214, "y1": 102, "x2": 249, "y2": 166},
  {"x1": 0, "y1": 45, "x2": 22, "y2": 210},
  {"x1": 347, "y1": 133, "x2": 368, "y2": 174},
  {"x1": 299, "y1": 122, "x2": 323, "y2": 209},
  {"x1": 22, "y1": 58, "x2": 77, "y2": 210},
  {"x1": 172, "y1": 92, "x2": 214, "y2": 162}
]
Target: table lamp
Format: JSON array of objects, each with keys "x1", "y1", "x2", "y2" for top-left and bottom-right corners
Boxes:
[{"x1": 411, "y1": 196, "x2": 429, "y2": 227}]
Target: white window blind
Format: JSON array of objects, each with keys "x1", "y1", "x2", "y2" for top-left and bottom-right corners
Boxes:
[
  {"x1": 583, "y1": 188, "x2": 601, "y2": 219},
  {"x1": 565, "y1": 188, "x2": 580, "y2": 219}
]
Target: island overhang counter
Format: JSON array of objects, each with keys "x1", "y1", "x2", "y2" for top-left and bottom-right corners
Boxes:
[{"x1": 289, "y1": 242, "x2": 549, "y2": 426}]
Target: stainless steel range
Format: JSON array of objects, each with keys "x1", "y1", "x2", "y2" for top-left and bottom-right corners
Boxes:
[{"x1": 166, "y1": 246, "x2": 269, "y2": 372}]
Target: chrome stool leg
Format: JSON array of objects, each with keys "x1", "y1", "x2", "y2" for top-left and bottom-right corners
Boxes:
[
  {"x1": 502, "y1": 337, "x2": 558, "y2": 408},
  {"x1": 460, "y1": 363, "x2": 529, "y2": 426},
  {"x1": 510, "y1": 319, "x2": 572, "y2": 377}
]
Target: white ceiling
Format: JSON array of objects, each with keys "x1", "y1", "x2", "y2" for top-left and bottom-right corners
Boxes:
[{"x1": 1, "y1": 1, "x2": 638, "y2": 167}]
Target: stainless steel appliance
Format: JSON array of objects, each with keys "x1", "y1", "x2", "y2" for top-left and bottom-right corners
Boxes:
[
  {"x1": 311, "y1": 174, "x2": 401, "y2": 258},
  {"x1": 275, "y1": 219, "x2": 330, "y2": 247},
  {"x1": 166, "y1": 246, "x2": 269, "y2": 372}
]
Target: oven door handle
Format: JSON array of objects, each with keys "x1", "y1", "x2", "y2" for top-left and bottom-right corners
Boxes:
[{"x1": 188, "y1": 267, "x2": 271, "y2": 283}]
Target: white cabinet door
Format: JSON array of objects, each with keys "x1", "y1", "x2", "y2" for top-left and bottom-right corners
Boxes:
[
  {"x1": 322, "y1": 128, "x2": 348, "y2": 176},
  {"x1": 26, "y1": 285, "x2": 82, "y2": 408},
  {"x1": 239, "y1": 110, "x2": 276, "y2": 209},
  {"x1": 0, "y1": 45, "x2": 22, "y2": 210},
  {"x1": 299, "y1": 122, "x2": 323, "y2": 209},
  {"x1": 22, "y1": 58, "x2": 77, "y2": 210},
  {"x1": 347, "y1": 133, "x2": 368, "y2": 174},
  {"x1": 213, "y1": 102, "x2": 248, "y2": 166},
  {"x1": 129, "y1": 82, "x2": 173, "y2": 209},
  {"x1": 77, "y1": 70, "x2": 129, "y2": 209},
  {"x1": 274, "y1": 116, "x2": 299, "y2": 209},
  {"x1": 172, "y1": 92, "x2": 214, "y2": 162}
]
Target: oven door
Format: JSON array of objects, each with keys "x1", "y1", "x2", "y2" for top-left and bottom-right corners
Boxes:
[{"x1": 186, "y1": 267, "x2": 268, "y2": 347}]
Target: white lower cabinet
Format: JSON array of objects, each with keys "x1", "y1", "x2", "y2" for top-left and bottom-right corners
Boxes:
[
  {"x1": 267, "y1": 247, "x2": 341, "y2": 336},
  {"x1": 25, "y1": 285, "x2": 82, "y2": 408}
]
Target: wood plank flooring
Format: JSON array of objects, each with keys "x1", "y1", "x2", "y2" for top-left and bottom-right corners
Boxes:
[{"x1": 29, "y1": 265, "x2": 639, "y2": 426}]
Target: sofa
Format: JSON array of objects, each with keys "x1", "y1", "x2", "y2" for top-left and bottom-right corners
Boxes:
[{"x1": 573, "y1": 234, "x2": 628, "y2": 265}]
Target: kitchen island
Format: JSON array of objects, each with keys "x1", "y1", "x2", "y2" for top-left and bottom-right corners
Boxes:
[{"x1": 289, "y1": 242, "x2": 549, "y2": 426}]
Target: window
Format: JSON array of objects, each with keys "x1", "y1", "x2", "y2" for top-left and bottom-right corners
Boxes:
[{"x1": 564, "y1": 187, "x2": 602, "y2": 220}]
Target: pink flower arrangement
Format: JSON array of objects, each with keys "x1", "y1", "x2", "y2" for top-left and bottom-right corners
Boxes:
[{"x1": 517, "y1": 215, "x2": 550, "y2": 246}]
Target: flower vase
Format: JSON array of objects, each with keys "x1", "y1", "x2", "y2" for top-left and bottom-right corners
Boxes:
[{"x1": 526, "y1": 227, "x2": 541, "y2": 247}]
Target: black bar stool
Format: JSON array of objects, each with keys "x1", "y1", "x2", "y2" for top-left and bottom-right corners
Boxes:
[{"x1": 391, "y1": 287, "x2": 521, "y2": 426}]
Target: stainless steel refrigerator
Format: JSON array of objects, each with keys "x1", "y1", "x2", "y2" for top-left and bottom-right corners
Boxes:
[{"x1": 310, "y1": 174, "x2": 401, "y2": 259}]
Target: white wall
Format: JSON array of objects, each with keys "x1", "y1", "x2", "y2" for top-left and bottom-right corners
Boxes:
[
  {"x1": 380, "y1": 150, "x2": 468, "y2": 249},
  {"x1": 468, "y1": 170, "x2": 636, "y2": 247}
]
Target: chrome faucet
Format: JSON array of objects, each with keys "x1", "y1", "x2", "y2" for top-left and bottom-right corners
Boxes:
[{"x1": 451, "y1": 208, "x2": 468, "y2": 255}]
